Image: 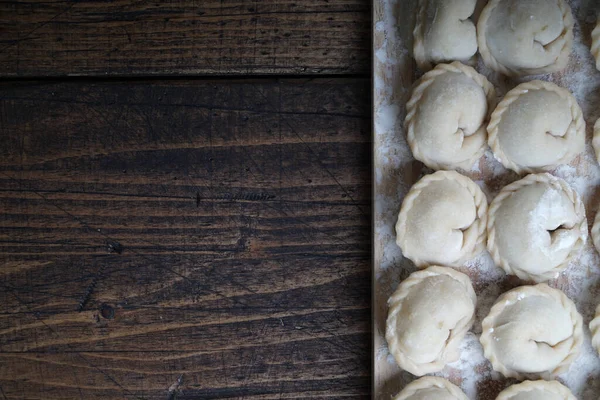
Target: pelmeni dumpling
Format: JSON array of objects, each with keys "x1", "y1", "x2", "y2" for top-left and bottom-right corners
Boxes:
[
  {"x1": 406, "y1": 62, "x2": 496, "y2": 171},
  {"x1": 413, "y1": 0, "x2": 478, "y2": 71},
  {"x1": 496, "y1": 380, "x2": 576, "y2": 400},
  {"x1": 386, "y1": 266, "x2": 476, "y2": 376},
  {"x1": 478, "y1": 0, "x2": 574, "y2": 76},
  {"x1": 396, "y1": 170, "x2": 487, "y2": 268},
  {"x1": 487, "y1": 173, "x2": 587, "y2": 282},
  {"x1": 480, "y1": 284, "x2": 583, "y2": 379},
  {"x1": 394, "y1": 377, "x2": 468, "y2": 400}
]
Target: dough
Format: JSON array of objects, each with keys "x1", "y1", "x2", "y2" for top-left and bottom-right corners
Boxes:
[
  {"x1": 386, "y1": 266, "x2": 476, "y2": 376},
  {"x1": 487, "y1": 173, "x2": 587, "y2": 282},
  {"x1": 496, "y1": 380, "x2": 576, "y2": 400},
  {"x1": 477, "y1": 0, "x2": 574, "y2": 76},
  {"x1": 593, "y1": 118, "x2": 600, "y2": 164},
  {"x1": 413, "y1": 0, "x2": 478, "y2": 71},
  {"x1": 590, "y1": 303, "x2": 600, "y2": 355},
  {"x1": 396, "y1": 170, "x2": 487, "y2": 267},
  {"x1": 406, "y1": 62, "x2": 496, "y2": 171},
  {"x1": 480, "y1": 284, "x2": 583, "y2": 379},
  {"x1": 393, "y1": 376, "x2": 468, "y2": 400},
  {"x1": 488, "y1": 80, "x2": 585, "y2": 174},
  {"x1": 592, "y1": 18, "x2": 600, "y2": 71}
]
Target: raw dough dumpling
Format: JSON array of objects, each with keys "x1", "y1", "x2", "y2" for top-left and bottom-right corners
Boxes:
[
  {"x1": 496, "y1": 380, "x2": 576, "y2": 400},
  {"x1": 396, "y1": 170, "x2": 487, "y2": 267},
  {"x1": 590, "y1": 304, "x2": 600, "y2": 355},
  {"x1": 413, "y1": 0, "x2": 478, "y2": 71},
  {"x1": 386, "y1": 266, "x2": 476, "y2": 376},
  {"x1": 488, "y1": 80, "x2": 585, "y2": 174},
  {"x1": 406, "y1": 62, "x2": 496, "y2": 170},
  {"x1": 477, "y1": 0, "x2": 574, "y2": 76},
  {"x1": 394, "y1": 377, "x2": 468, "y2": 400},
  {"x1": 592, "y1": 18, "x2": 600, "y2": 71},
  {"x1": 480, "y1": 284, "x2": 583, "y2": 379},
  {"x1": 487, "y1": 173, "x2": 587, "y2": 282}
]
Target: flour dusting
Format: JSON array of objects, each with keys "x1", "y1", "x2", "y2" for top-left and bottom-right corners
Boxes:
[{"x1": 374, "y1": 0, "x2": 600, "y2": 398}]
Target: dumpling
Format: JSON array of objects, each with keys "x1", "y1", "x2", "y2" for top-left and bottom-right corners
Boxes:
[
  {"x1": 496, "y1": 380, "x2": 576, "y2": 400},
  {"x1": 488, "y1": 80, "x2": 585, "y2": 174},
  {"x1": 413, "y1": 0, "x2": 478, "y2": 71},
  {"x1": 396, "y1": 170, "x2": 487, "y2": 267},
  {"x1": 477, "y1": 0, "x2": 574, "y2": 76},
  {"x1": 394, "y1": 377, "x2": 468, "y2": 400},
  {"x1": 592, "y1": 18, "x2": 600, "y2": 71},
  {"x1": 487, "y1": 173, "x2": 587, "y2": 282},
  {"x1": 480, "y1": 284, "x2": 583, "y2": 379},
  {"x1": 405, "y1": 62, "x2": 496, "y2": 171},
  {"x1": 386, "y1": 266, "x2": 476, "y2": 376},
  {"x1": 590, "y1": 304, "x2": 600, "y2": 355}
]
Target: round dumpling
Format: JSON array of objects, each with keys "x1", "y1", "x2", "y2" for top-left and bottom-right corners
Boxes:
[
  {"x1": 496, "y1": 380, "x2": 576, "y2": 400},
  {"x1": 405, "y1": 62, "x2": 496, "y2": 171},
  {"x1": 413, "y1": 0, "x2": 478, "y2": 71},
  {"x1": 386, "y1": 266, "x2": 476, "y2": 376},
  {"x1": 487, "y1": 173, "x2": 587, "y2": 282},
  {"x1": 480, "y1": 284, "x2": 583, "y2": 379},
  {"x1": 488, "y1": 80, "x2": 585, "y2": 174},
  {"x1": 477, "y1": 0, "x2": 574, "y2": 76},
  {"x1": 394, "y1": 377, "x2": 468, "y2": 400},
  {"x1": 396, "y1": 170, "x2": 487, "y2": 267}
]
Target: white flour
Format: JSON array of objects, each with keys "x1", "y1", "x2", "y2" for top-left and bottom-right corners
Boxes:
[{"x1": 374, "y1": 0, "x2": 600, "y2": 398}]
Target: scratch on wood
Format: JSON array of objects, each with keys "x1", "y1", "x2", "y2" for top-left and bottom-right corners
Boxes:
[
  {"x1": 223, "y1": 192, "x2": 275, "y2": 201},
  {"x1": 166, "y1": 374, "x2": 184, "y2": 400},
  {"x1": 77, "y1": 264, "x2": 106, "y2": 312}
]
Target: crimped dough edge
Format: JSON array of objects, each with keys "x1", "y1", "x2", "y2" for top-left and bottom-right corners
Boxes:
[
  {"x1": 395, "y1": 170, "x2": 488, "y2": 268},
  {"x1": 487, "y1": 80, "x2": 585, "y2": 174},
  {"x1": 592, "y1": 118, "x2": 600, "y2": 166},
  {"x1": 496, "y1": 380, "x2": 576, "y2": 400},
  {"x1": 393, "y1": 376, "x2": 468, "y2": 400},
  {"x1": 589, "y1": 303, "x2": 600, "y2": 355},
  {"x1": 405, "y1": 61, "x2": 497, "y2": 171},
  {"x1": 477, "y1": 0, "x2": 574, "y2": 76},
  {"x1": 480, "y1": 283, "x2": 584, "y2": 380},
  {"x1": 386, "y1": 266, "x2": 477, "y2": 376},
  {"x1": 487, "y1": 173, "x2": 587, "y2": 282}
]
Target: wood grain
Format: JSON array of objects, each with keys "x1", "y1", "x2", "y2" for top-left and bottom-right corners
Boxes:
[
  {"x1": 0, "y1": 0, "x2": 370, "y2": 77},
  {"x1": 0, "y1": 78, "x2": 371, "y2": 399}
]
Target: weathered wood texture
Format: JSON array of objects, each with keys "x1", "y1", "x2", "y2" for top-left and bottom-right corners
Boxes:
[
  {"x1": 0, "y1": 0, "x2": 370, "y2": 77},
  {"x1": 0, "y1": 78, "x2": 371, "y2": 399}
]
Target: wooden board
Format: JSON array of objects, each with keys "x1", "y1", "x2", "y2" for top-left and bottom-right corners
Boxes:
[
  {"x1": 0, "y1": 78, "x2": 371, "y2": 399},
  {"x1": 0, "y1": 0, "x2": 369, "y2": 77}
]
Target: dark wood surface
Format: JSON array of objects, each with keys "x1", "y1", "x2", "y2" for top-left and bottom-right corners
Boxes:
[
  {"x1": 0, "y1": 0, "x2": 369, "y2": 77},
  {"x1": 0, "y1": 78, "x2": 371, "y2": 399}
]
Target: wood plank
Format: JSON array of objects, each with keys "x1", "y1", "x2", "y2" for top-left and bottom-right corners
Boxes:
[
  {"x1": 0, "y1": 78, "x2": 371, "y2": 399},
  {"x1": 0, "y1": 1, "x2": 370, "y2": 77}
]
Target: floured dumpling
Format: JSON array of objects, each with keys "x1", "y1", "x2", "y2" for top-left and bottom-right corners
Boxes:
[
  {"x1": 592, "y1": 18, "x2": 600, "y2": 71},
  {"x1": 488, "y1": 80, "x2": 585, "y2": 174},
  {"x1": 386, "y1": 266, "x2": 476, "y2": 376},
  {"x1": 413, "y1": 0, "x2": 478, "y2": 71},
  {"x1": 496, "y1": 380, "x2": 576, "y2": 400},
  {"x1": 406, "y1": 62, "x2": 496, "y2": 171},
  {"x1": 394, "y1": 376, "x2": 468, "y2": 400},
  {"x1": 590, "y1": 304, "x2": 600, "y2": 355},
  {"x1": 478, "y1": 0, "x2": 574, "y2": 76},
  {"x1": 487, "y1": 173, "x2": 587, "y2": 282},
  {"x1": 480, "y1": 284, "x2": 583, "y2": 379},
  {"x1": 396, "y1": 170, "x2": 487, "y2": 267}
]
